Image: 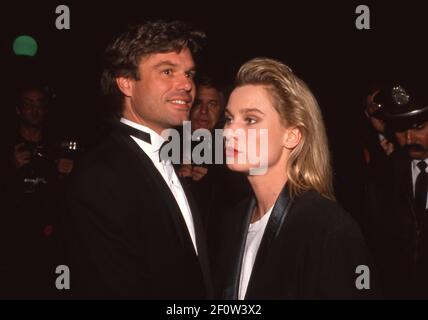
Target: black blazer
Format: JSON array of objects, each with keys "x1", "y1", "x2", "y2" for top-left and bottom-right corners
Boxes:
[
  {"x1": 61, "y1": 121, "x2": 212, "y2": 299},
  {"x1": 216, "y1": 184, "x2": 380, "y2": 300}
]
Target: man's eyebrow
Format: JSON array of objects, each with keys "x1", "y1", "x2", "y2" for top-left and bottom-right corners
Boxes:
[
  {"x1": 186, "y1": 67, "x2": 196, "y2": 73},
  {"x1": 153, "y1": 61, "x2": 178, "y2": 69},
  {"x1": 153, "y1": 61, "x2": 196, "y2": 73}
]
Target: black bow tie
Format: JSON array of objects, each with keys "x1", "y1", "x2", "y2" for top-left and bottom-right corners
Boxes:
[
  {"x1": 118, "y1": 122, "x2": 152, "y2": 144},
  {"x1": 118, "y1": 121, "x2": 172, "y2": 162}
]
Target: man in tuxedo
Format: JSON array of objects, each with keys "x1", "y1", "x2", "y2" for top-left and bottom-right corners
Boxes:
[
  {"x1": 62, "y1": 20, "x2": 212, "y2": 299},
  {"x1": 365, "y1": 83, "x2": 428, "y2": 299}
]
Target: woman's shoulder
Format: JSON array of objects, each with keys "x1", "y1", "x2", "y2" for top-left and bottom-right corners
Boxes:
[{"x1": 291, "y1": 190, "x2": 361, "y2": 235}]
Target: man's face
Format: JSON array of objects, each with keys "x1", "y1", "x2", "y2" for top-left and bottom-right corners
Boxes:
[
  {"x1": 190, "y1": 86, "x2": 223, "y2": 131},
  {"x1": 395, "y1": 120, "x2": 428, "y2": 160},
  {"x1": 16, "y1": 89, "x2": 47, "y2": 127},
  {"x1": 123, "y1": 47, "x2": 196, "y2": 134}
]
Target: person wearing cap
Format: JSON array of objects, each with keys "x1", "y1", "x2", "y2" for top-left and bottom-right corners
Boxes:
[{"x1": 365, "y1": 83, "x2": 428, "y2": 299}]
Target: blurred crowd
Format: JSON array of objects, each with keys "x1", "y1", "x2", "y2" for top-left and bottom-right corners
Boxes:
[{"x1": 1, "y1": 70, "x2": 428, "y2": 300}]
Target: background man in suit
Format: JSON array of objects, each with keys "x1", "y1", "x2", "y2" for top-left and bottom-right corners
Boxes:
[
  {"x1": 365, "y1": 83, "x2": 428, "y2": 299},
  {"x1": 62, "y1": 20, "x2": 212, "y2": 299}
]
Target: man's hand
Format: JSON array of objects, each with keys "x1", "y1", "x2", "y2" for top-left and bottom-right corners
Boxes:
[
  {"x1": 178, "y1": 164, "x2": 208, "y2": 182},
  {"x1": 57, "y1": 158, "x2": 74, "y2": 175},
  {"x1": 178, "y1": 164, "x2": 193, "y2": 178},
  {"x1": 379, "y1": 138, "x2": 395, "y2": 156},
  {"x1": 13, "y1": 143, "x2": 31, "y2": 168},
  {"x1": 191, "y1": 166, "x2": 208, "y2": 182}
]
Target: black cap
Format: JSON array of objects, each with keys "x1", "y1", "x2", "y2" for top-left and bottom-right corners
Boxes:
[{"x1": 376, "y1": 84, "x2": 428, "y2": 131}]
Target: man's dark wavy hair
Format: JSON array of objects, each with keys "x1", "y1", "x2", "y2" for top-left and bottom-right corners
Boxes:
[{"x1": 101, "y1": 20, "x2": 206, "y2": 108}]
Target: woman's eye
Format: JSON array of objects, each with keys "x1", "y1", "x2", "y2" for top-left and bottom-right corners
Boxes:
[{"x1": 246, "y1": 118, "x2": 257, "y2": 125}]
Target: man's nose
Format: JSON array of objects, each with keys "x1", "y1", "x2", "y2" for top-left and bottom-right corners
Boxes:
[
  {"x1": 177, "y1": 75, "x2": 193, "y2": 92},
  {"x1": 406, "y1": 129, "x2": 415, "y2": 144},
  {"x1": 199, "y1": 102, "x2": 208, "y2": 114},
  {"x1": 30, "y1": 104, "x2": 42, "y2": 112}
]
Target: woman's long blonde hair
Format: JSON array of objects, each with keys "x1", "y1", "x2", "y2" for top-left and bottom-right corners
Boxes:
[{"x1": 235, "y1": 58, "x2": 335, "y2": 201}]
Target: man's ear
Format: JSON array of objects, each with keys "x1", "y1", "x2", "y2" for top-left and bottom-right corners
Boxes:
[
  {"x1": 116, "y1": 77, "x2": 134, "y2": 97},
  {"x1": 283, "y1": 126, "x2": 302, "y2": 150},
  {"x1": 16, "y1": 107, "x2": 21, "y2": 116}
]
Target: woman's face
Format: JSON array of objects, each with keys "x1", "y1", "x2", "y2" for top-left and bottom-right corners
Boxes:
[{"x1": 224, "y1": 85, "x2": 292, "y2": 175}]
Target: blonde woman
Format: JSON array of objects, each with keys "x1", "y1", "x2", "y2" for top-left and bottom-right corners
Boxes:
[{"x1": 216, "y1": 58, "x2": 379, "y2": 299}]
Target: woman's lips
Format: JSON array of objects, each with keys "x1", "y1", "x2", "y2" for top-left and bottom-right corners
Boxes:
[{"x1": 225, "y1": 147, "x2": 241, "y2": 157}]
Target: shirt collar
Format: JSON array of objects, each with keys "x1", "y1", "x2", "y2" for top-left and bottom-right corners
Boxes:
[
  {"x1": 412, "y1": 158, "x2": 428, "y2": 171},
  {"x1": 120, "y1": 117, "x2": 166, "y2": 152}
]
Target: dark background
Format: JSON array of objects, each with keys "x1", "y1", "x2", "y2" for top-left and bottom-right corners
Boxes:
[{"x1": 1, "y1": 0, "x2": 427, "y2": 209}]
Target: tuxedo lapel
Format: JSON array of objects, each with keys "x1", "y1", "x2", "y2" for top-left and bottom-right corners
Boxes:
[
  {"x1": 180, "y1": 178, "x2": 214, "y2": 297},
  {"x1": 111, "y1": 128, "x2": 196, "y2": 254}
]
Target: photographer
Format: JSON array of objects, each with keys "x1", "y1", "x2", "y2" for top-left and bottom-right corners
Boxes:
[{"x1": 2, "y1": 83, "x2": 75, "y2": 298}]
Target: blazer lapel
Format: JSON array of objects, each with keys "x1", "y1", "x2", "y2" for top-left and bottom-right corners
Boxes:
[
  {"x1": 244, "y1": 183, "x2": 295, "y2": 299},
  {"x1": 111, "y1": 127, "x2": 196, "y2": 254},
  {"x1": 223, "y1": 196, "x2": 256, "y2": 299}
]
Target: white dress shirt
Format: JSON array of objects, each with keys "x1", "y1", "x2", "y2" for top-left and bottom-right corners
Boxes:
[
  {"x1": 120, "y1": 118, "x2": 198, "y2": 255},
  {"x1": 411, "y1": 158, "x2": 428, "y2": 210},
  {"x1": 238, "y1": 206, "x2": 273, "y2": 300}
]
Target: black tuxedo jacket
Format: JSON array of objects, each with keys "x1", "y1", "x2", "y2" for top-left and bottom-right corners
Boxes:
[
  {"x1": 62, "y1": 121, "x2": 213, "y2": 299},
  {"x1": 215, "y1": 184, "x2": 380, "y2": 300}
]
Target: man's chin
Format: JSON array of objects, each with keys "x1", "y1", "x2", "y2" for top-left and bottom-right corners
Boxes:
[
  {"x1": 171, "y1": 116, "x2": 189, "y2": 127},
  {"x1": 191, "y1": 123, "x2": 205, "y2": 131},
  {"x1": 192, "y1": 121, "x2": 213, "y2": 131}
]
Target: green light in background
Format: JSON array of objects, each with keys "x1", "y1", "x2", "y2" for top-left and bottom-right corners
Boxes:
[{"x1": 13, "y1": 35, "x2": 38, "y2": 56}]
